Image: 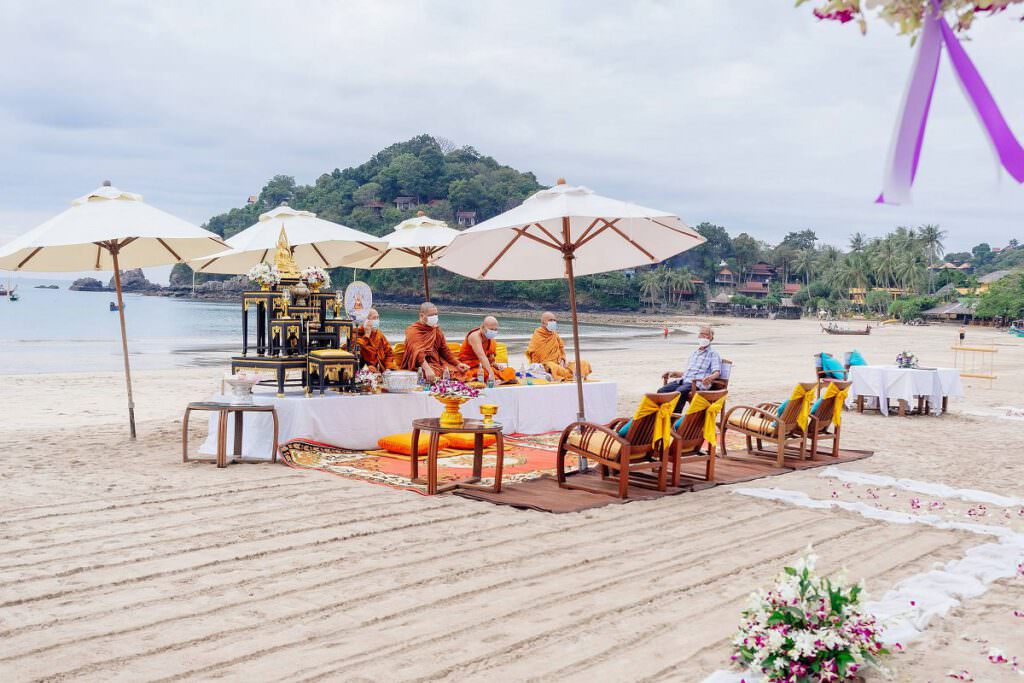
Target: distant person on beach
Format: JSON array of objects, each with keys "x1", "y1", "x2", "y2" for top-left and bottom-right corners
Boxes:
[
  {"x1": 658, "y1": 326, "x2": 722, "y2": 397},
  {"x1": 354, "y1": 308, "x2": 397, "y2": 372},
  {"x1": 959, "y1": 326, "x2": 966, "y2": 343},
  {"x1": 525, "y1": 311, "x2": 592, "y2": 382},
  {"x1": 458, "y1": 316, "x2": 516, "y2": 383},
  {"x1": 400, "y1": 302, "x2": 469, "y2": 383}
]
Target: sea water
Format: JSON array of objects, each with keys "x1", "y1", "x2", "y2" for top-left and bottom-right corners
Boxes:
[{"x1": 0, "y1": 281, "x2": 650, "y2": 374}]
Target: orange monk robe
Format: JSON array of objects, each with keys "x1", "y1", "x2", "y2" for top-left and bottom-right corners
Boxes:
[
  {"x1": 525, "y1": 327, "x2": 592, "y2": 381},
  {"x1": 457, "y1": 328, "x2": 517, "y2": 383},
  {"x1": 401, "y1": 322, "x2": 461, "y2": 376},
  {"x1": 354, "y1": 326, "x2": 397, "y2": 372}
]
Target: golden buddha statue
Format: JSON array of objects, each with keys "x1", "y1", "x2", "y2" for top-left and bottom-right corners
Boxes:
[{"x1": 274, "y1": 226, "x2": 300, "y2": 278}]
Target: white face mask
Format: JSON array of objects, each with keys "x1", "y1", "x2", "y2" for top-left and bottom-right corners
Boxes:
[
  {"x1": 425, "y1": 315, "x2": 439, "y2": 327},
  {"x1": 483, "y1": 328, "x2": 498, "y2": 340},
  {"x1": 697, "y1": 337, "x2": 711, "y2": 349},
  {"x1": 545, "y1": 320, "x2": 558, "y2": 332},
  {"x1": 367, "y1": 319, "x2": 380, "y2": 330}
]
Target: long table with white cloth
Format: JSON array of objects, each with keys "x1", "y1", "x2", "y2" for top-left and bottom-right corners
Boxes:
[
  {"x1": 198, "y1": 381, "x2": 618, "y2": 459},
  {"x1": 848, "y1": 365, "x2": 963, "y2": 416}
]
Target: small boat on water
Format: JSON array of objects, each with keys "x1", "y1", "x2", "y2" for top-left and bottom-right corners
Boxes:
[
  {"x1": 821, "y1": 322, "x2": 872, "y2": 336},
  {"x1": 109, "y1": 301, "x2": 123, "y2": 311}
]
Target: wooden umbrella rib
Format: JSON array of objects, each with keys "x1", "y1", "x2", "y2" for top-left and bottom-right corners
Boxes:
[
  {"x1": 396, "y1": 247, "x2": 422, "y2": 258},
  {"x1": 604, "y1": 220, "x2": 656, "y2": 261},
  {"x1": 260, "y1": 249, "x2": 269, "y2": 263},
  {"x1": 650, "y1": 217, "x2": 703, "y2": 240},
  {"x1": 571, "y1": 218, "x2": 602, "y2": 249},
  {"x1": 94, "y1": 242, "x2": 103, "y2": 269},
  {"x1": 368, "y1": 249, "x2": 391, "y2": 268},
  {"x1": 532, "y1": 222, "x2": 564, "y2": 247},
  {"x1": 208, "y1": 236, "x2": 229, "y2": 248},
  {"x1": 197, "y1": 257, "x2": 218, "y2": 271},
  {"x1": 574, "y1": 224, "x2": 611, "y2": 250},
  {"x1": 515, "y1": 227, "x2": 563, "y2": 251},
  {"x1": 156, "y1": 238, "x2": 182, "y2": 262},
  {"x1": 356, "y1": 241, "x2": 382, "y2": 252},
  {"x1": 310, "y1": 243, "x2": 330, "y2": 267},
  {"x1": 17, "y1": 246, "x2": 43, "y2": 269},
  {"x1": 480, "y1": 230, "x2": 526, "y2": 278}
]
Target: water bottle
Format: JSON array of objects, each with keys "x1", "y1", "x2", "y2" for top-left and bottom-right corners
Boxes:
[
  {"x1": 477, "y1": 368, "x2": 485, "y2": 384},
  {"x1": 442, "y1": 366, "x2": 451, "y2": 381},
  {"x1": 417, "y1": 367, "x2": 424, "y2": 387}
]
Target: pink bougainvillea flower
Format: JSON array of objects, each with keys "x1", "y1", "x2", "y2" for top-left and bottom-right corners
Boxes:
[
  {"x1": 910, "y1": 497, "x2": 921, "y2": 510},
  {"x1": 946, "y1": 670, "x2": 974, "y2": 681}
]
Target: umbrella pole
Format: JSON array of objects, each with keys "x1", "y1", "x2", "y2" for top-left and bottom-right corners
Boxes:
[
  {"x1": 111, "y1": 249, "x2": 137, "y2": 439},
  {"x1": 562, "y1": 245, "x2": 588, "y2": 474},
  {"x1": 421, "y1": 256, "x2": 431, "y2": 301}
]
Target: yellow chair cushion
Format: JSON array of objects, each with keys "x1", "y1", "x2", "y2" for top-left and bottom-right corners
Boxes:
[
  {"x1": 726, "y1": 411, "x2": 777, "y2": 436},
  {"x1": 566, "y1": 429, "x2": 623, "y2": 460},
  {"x1": 445, "y1": 433, "x2": 497, "y2": 450},
  {"x1": 378, "y1": 432, "x2": 450, "y2": 456},
  {"x1": 310, "y1": 349, "x2": 355, "y2": 359}
]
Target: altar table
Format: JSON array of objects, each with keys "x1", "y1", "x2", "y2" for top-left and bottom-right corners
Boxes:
[
  {"x1": 198, "y1": 381, "x2": 618, "y2": 459},
  {"x1": 848, "y1": 365, "x2": 963, "y2": 416}
]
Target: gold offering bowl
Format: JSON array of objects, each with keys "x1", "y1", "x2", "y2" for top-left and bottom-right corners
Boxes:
[
  {"x1": 434, "y1": 395, "x2": 470, "y2": 428},
  {"x1": 479, "y1": 404, "x2": 498, "y2": 426}
]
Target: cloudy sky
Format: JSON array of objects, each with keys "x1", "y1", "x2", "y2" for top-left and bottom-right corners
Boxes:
[{"x1": 1, "y1": 0, "x2": 1022, "y2": 279}]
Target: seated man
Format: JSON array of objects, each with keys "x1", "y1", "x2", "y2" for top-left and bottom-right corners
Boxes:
[
  {"x1": 658, "y1": 325, "x2": 721, "y2": 399},
  {"x1": 458, "y1": 316, "x2": 517, "y2": 384},
  {"x1": 400, "y1": 301, "x2": 469, "y2": 383},
  {"x1": 526, "y1": 311, "x2": 591, "y2": 382},
  {"x1": 354, "y1": 308, "x2": 397, "y2": 372}
]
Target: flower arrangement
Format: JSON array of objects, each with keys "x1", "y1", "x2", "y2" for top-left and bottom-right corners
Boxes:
[
  {"x1": 895, "y1": 350, "x2": 919, "y2": 368},
  {"x1": 797, "y1": 0, "x2": 1024, "y2": 38},
  {"x1": 301, "y1": 265, "x2": 331, "y2": 290},
  {"x1": 428, "y1": 378, "x2": 480, "y2": 400},
  {"x1": 247, "y1": 262, "x2": 281, "y2": 290},
  {"x1": 731, "y1": 549, "x2": 890, "y2": 682},
  {"x1": 354, "y1": 367, "x2": 380, "y2": 393}
]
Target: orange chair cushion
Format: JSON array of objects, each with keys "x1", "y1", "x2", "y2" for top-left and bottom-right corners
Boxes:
[
  {"x1": 445, "y1": 432, "x2": 497, "y2": 450},
  {"x1": 726, "y1": 411, "x2": 776, "y2": 436},
  {"x1": 377, "y1": 433, "x2": 450, "y2": 456},
  {"x1": 566, "y1": 429, "x2": 625, "y2": 460}
]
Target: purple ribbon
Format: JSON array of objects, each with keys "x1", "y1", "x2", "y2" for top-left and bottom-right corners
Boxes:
[{"x1": 877, "y1": 6, "x2": 1024, "y2": 204}]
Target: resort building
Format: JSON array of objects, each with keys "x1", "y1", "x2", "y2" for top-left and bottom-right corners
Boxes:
[
  {"x1": 395, "y1": 196, "x2": 417, "y2": 211},
  {"x1": 364, "y1": 200, "x2": 385, "y2": 217},
  {"x1": 714, "y1": 262, "x2": 735, "y2": 288},
  {"x1": 747, "y1": 261, "x2": 777, "y2": 284},
  {"x1": 456, "y1": 210, "x2": 477, "y2": 227},
  {"x1": 736, "y1": 280, "x2": 768, "y2": 298}
]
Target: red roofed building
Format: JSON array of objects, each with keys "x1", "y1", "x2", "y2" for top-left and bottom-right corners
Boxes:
[{"x1": 737, "y1": 281, "x2": 768, "y2": 298}]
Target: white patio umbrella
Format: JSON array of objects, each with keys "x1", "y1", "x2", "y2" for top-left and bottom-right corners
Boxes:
[
  {"x1": 344, "y1": 211, "x2": 459, "y2": 299},
  {"x1": 438, "y1": 179, "x2": 705, "y2": 426},
  {"x1": 0, "y1": 182, "x2": 229, "y2": 438},
  {"x1": 193, "y1": 205, "x2": 385, "y2": 274}
]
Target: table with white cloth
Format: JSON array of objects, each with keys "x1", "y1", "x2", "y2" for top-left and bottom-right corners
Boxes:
[
  {"x1": 198, "y1": 381, "x2": 618, "y2": 459},
  {"x1": 848, "y1": 365, "x2": 963, "y2": 416}
]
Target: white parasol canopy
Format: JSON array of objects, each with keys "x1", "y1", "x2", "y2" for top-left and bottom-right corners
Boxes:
[
  {"x1": 344, "y1": 211, "x2": 460, "y2": 299},
  {"x1": 0, "y1": 182, "x2": 229, "y2": 438},
  {"x1": 194, "y1": 205, "x2": 385, "y2": 274},
  {"x1": 438, "y1": 180, "x2": 704, "y2": 459}
]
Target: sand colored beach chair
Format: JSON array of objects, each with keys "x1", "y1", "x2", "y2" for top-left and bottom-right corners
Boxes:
[
  {"x1": 721, "y1": 382, "x2": 817, "y2": 467},
  {"x1": 804, "y1": 380, "x2": 851, "y2": 459},
  {"x1": 667, "y1": 389, "x2": 728, "y2": 486},
  {"x1": 556, "y1": 392, "x2": 680, "y2": 498}
]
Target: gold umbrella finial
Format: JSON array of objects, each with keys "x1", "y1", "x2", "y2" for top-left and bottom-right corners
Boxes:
[{"x1": 556, "y1": 178, "x2": 566, "y2": 185}]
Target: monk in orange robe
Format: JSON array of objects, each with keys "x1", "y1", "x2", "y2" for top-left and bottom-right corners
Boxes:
[
  {"x1": 401, "y1": 302, "x2": 469, "y2": 382},
  {"x1": 526, "y1": 311, "x2": 592, "y2": 382},
  {"x1": 354, "y1": 308, "x2": 397, "y2": 372},
  {"x1": 458, "y1": 316, "x2": 517, "y2": 384}
]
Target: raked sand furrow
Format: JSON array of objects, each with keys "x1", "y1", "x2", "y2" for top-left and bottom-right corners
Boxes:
[
  {"x1": 2, "y1": 494, "x2": 754, "y2": 667},
  {"x1": 130, "y1": 506, "x2": 836, "y2": 683},
  {"x1": 0, "y1": 505, "x2": 481, "y2": 610},
  {"x1": 7, "y1": 495, "x2": 776, "y2": 681},
  {"x1": 495, "y1": 528, "x2": 968, "y2": 683},
  {"x1": 0, "y1": 489, "x2": 401, "y2": 572},
  {"x1": 0, "y1": 478, "x2": 324, "y2": 537}
]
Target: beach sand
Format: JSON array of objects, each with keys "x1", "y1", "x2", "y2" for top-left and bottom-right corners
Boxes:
[{"x1": 2, "y1": 317, "x2": 1022, "y2": 682}]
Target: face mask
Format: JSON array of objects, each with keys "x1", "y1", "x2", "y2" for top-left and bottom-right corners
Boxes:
[
  {"x1": 367, "y1": 319, "x2": 380, "y2": 330},
  {"x1": 545, "y1": 320, "x2": 558, "y2": 332},
  {"x1": 483, "y1": 328, "x2": 498, "y2": 340},
  {"x1": 698, "y1": 337, "x2": 711, "y2": 349},
  {"x1": 426, "y1": 315, "x2": 439, "y2": 327}
]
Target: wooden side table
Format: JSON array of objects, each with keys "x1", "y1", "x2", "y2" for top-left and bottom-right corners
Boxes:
[
  {"x1": 183, "y1": 402, "x2": 279, "y2": 468},
  {"x1": 410, "y1": 418, "x2": 505, "y2": 495}
]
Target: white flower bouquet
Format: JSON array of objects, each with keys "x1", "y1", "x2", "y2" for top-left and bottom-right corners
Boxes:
[
  {"x1": 247, "y1": 262, "x2": 281, "y2": 289},
  {"x1": 355, "y1": 367, "x2": 380, "y2": 392},
  {"x1": 301, "y1": 265, "x2": 331, "y2": 289},
  {"x1": 895, "y1": 350, "x2": 919, "y2": 369},
  {"x1": 797, "y1": 0, "x2": 1023, "y2": 38},
  {"x1": 731, "y1": 550, "x2": 890, "y2": 682}
]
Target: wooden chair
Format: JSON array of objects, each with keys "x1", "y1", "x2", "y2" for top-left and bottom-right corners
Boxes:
[
  {"x1": 667, "y1": 389, "x2": 728, "y2": 486},
  {"x1": 805, "y1": 380, "x2": 851, "y2": 459},
  {"x1": 814, "y1": 352, "x2": 847, "y2": 396},
  {"x1": 556, "y1": 392, "x2": 679, "y2": 498},
  {"x1": 721, "y1": 382, "x2": 816, "y2": 467}
]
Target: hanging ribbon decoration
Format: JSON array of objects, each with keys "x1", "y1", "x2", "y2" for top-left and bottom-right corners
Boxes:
[{"x1": 877, "y1": 2, "x2": 1024, "y2": 204}]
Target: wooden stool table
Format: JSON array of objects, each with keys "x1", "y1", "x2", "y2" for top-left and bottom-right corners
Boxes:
[
  {"x1": 410, "y1": 418, "x2": 505, "y2": 495},
  {"x1": 183, "y1": 402, "x2": 279, "y2": 468}
]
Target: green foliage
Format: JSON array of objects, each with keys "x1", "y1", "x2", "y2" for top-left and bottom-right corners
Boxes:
[
  {"x1": 863, "y1": 289, "x2": 893, "y2": 315},
  {"x1": 975, "y1": 272, "x2": 1024, "y2": 320},
  {"x1": 889, "y1": 295, "x2": 938, "y2": 320}
]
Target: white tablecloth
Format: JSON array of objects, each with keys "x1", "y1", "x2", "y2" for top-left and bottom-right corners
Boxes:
[
  {"x1": 848, "y1": 365, "x2": 963, "y2": 416},
  {"x1": 198, "y1": 381, "x2": 618, "y2": 458}
]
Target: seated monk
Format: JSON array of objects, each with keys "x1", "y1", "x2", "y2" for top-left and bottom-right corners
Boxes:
[
  {"x1": 401, "y1": 301, "x2": 469, "y2": 383},
  {"x1": 526, "y1": 311, "x2": 592, "y2": 382},
  {"x1": 354, "y1": 308, "x2": 396, "y2": 372},
  {"x1": 458, "y1": 316, "x2": 517, "y2": 384}
]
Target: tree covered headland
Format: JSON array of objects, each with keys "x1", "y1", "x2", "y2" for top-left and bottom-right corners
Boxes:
[{"x1": 172, "y1": 134, "x2": 1023, "y2": 317}]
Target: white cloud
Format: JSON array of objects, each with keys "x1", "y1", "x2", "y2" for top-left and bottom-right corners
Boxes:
[{"x1": 0, "y1": 0, "x2": 1021, "y2": 265}]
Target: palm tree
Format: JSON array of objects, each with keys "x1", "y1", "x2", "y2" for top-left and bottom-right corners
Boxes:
[
  {"x1": 638, "y1": 269, "x2": 663, "y2": 308},
  {"x1": 848, "y1": 232, "x2": 866, "y2": 253},
  {"x1": 794, "y1": 248, "x2": 817, "y2": 286},
  {"x1": 667, "y1": 268, "x2": 695, "y2": 306},
  {"x1": 872, "y1": 238, "x2": 900, "y2": 288},
  {"x1": 917, "y1": 224, "x2": 946, "y2": 293}
]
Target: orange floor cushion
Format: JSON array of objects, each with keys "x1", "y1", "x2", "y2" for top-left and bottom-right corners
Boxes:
[
  {"x1": 445, "y1": 432, "x2": 497, "y2": 450},
  {"x1": 378, "y1": 432, "x2": 449, "y2": 456}
]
